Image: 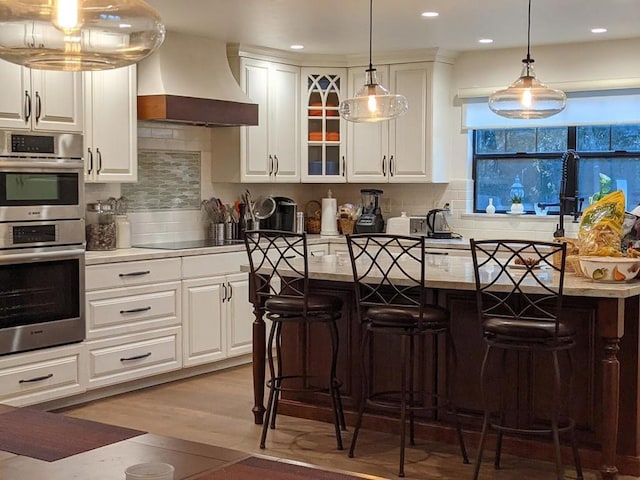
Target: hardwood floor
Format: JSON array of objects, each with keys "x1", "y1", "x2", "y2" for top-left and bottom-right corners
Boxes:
[{"x1": 60, "y1": 364, "x2": 617, "y2": 479}]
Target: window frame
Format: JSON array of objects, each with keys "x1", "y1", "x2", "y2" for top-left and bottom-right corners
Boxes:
[{"x1": 472, "y1": 125, "x2": 640, "y2": 214}]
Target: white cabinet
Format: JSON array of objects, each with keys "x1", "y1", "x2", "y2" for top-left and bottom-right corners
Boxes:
[
  {"x1": 182, "y1": 252, "x2": 254, "y2": 367},
  {"x1": 84, "y1": 258, "x2": 182, "y2": 389},
  {"x1": 0, "y1": 60, "x2": 82, "y2": 132},
  {"x1": 300, "y1": 67, "x2": 347, "y2": 183},
  {"x1": 347, "y1": 61, "x2": 453, "y2": 183},
  {"x1": 0, "y1": 344, "x2": 85, "y2": 407},
  {"x1": 212, "y1": 56, "x2": 300, "y2": 183},
  {"x1": 83, "y1": 66, "x2": 137, "y2": 183}
]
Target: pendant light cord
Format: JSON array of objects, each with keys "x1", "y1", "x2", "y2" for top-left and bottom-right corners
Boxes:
[
  {"x1": 525, "y1": 0, "x2": 533, "y2": 64},
  {"x1": 367, "y1": 0, "x2": 373, "y2": 72}
]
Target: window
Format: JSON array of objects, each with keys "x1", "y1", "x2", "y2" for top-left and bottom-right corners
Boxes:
[{"x1": 473, "y1": 125, "x2": 640, "y2": 213}]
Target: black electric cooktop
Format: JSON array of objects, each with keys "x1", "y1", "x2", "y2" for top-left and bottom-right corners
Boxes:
[{"x1": 134, "y1": 239, "x2": 245, "y2": 250}]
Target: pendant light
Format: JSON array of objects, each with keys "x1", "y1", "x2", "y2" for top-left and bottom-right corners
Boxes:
[
  {"x1": 0, "y1": 0, "x2": 165, "y2": 71},
  {"x1": 488, "y1": 0, "x2": 566, "y2": 119},
  {"x1": 339, "y1": 0, "x2": 408, "y2": 122}
]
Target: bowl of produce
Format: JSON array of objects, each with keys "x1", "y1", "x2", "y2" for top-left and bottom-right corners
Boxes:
[{"x1": 578, "y1": 256, "x2": 640, "y2": 282}]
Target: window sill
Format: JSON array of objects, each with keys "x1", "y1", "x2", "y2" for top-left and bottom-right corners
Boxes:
[{"x1": 461, "y1": 213, "x2": 557, "y2": 220}]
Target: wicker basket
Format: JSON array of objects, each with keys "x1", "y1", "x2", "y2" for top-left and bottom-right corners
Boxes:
[
  {"x1": 305, "y1": 200, "x2": 322, "y2": 234},
  {"x1": 553, "y1": 237, "x2": 581, "y2": 273}
]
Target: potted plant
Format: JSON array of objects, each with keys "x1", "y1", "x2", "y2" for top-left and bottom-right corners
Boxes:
[{"x1": 510, "y1": 194, "x2": 524, "y2": 214}]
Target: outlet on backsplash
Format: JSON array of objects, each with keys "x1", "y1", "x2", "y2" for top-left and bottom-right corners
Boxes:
[{"x1": 382, "y1": 198, "x2": 392, "y2": 214}]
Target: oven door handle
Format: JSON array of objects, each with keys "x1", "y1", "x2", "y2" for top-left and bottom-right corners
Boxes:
[{"x1": 0, "y1": 248, "x2": 84, "y2": 264}]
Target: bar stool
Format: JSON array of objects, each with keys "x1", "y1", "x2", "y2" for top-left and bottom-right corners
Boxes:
[
  {"x1": 244, "y1": 230, "x2": 346, "y2": 450},
  {"x1": 469, "y1": 239, "x2": 583, "y2": 480},
  {"x1": 346, "y1": 234, "x2": 469, "y2": 477}
]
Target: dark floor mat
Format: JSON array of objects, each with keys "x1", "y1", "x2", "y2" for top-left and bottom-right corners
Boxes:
[{"x1": 0, "y1": 408, "x2": 145, "y2": 462}]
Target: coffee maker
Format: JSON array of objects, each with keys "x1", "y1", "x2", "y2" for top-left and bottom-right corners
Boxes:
[
  {"x1": 355, "y1": 189, "x2": 385, "y2": 233},
  {"x1": 259, "y1": 196, "x2": 297, "y2": 231}
]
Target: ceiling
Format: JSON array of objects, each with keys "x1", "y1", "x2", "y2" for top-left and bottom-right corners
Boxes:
[{"x1": 146, "y1": 0, "x2": 640, "y2": 56}]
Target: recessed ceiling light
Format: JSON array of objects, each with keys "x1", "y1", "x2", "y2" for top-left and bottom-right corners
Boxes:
[
  {"x1": 421, "y1": 11, "x2": 439, "y2": 18},
  {"x1": 478, "y1": 38, "x2": 493, "y2": 44},
  {"x1": 591, "y1": 27, "x2": 607, "y2": 34},
  {"x1": 290, "y1": 44, "x2": 304, "y2": 50}
]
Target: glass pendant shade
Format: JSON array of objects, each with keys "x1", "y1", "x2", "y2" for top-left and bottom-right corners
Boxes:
[
  {"x1": 0, "y1": 0, "x2": 165, "y2": 71},
  {"x1": 489, "y1": 60, "x2": 567, "y2": 119},
  {"x1": 339, "y1": 68, "x2": 408, "y2": 122}
]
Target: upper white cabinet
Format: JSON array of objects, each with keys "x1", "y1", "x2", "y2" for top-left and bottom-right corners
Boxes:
[
  {"x1": 212, "y1": 55, "x2": 300, "y2": 183},
  {"x1": 300, "y1": 67, "x2": 347, "y2": 183},
  {"x1": 83, "y1": 66, "x2": 137, "y2": 183},
  {"x1": 0, "y1": 60, "x2": 82, "y2": 132},
  {"x1": 347, "y1": 61, "x2": 453, "y2": 183}
]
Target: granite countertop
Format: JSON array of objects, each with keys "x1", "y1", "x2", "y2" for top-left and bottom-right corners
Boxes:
[{"x1": 85, "y1": 235, "x2": 471, "y2": 265}]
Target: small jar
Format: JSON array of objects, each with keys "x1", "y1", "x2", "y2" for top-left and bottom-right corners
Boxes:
[
  {"x1": 86, "y1": 201, "x2": 116, "y2": 251},
  {"x1": 116, "y1": 214, "x2": 132, "y2": 249}
]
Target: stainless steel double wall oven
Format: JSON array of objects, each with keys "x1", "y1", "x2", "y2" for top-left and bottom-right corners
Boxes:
[{"x1": 0, "y1": 130, "x2": 85, "y2": 355}]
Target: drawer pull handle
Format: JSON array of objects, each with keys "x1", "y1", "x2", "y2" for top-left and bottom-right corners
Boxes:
[
  {"x1": 120, "y1": 306, "x2": 152, "y2": 314},
  {"x1": 120, "y1": 352, "x2": 152, "y2": 362},
  {"x1": 19, "y1": 373, "x2": 53, "y2": 384},
  {"x1": 119, "y1": 270, "x2": 151, "y2": 277}
]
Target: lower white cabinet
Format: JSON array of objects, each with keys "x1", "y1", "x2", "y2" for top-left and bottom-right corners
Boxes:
[
  {"x1": 182, "y1": 254, "x2": 254, "y2": 367},
  {"x1": 84, "y1": 258, "x2": 183, "y2": 389},
  {"x1": 0, "y1": 344, "x2": 85, "y2": 406},
  {"x1": 86, "y1": 327, "x2": 182, "y2": 389}
]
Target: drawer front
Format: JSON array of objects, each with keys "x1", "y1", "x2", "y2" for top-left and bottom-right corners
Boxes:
[
  {"x1": 182, "y1": 252, "x2": 245, "y2": 278},
  {"x1": 86, "y1": 327, "x2": 181, "y2": 389},
  {"x1": 86, "y1": 258, "x2": 181, "y2": 290},
  {"x1": 0, "y1": 345, "x2": 84, "y2": 406},
  {"x1": 86, "y1": 282, "x2": 181, "y2": 339}
]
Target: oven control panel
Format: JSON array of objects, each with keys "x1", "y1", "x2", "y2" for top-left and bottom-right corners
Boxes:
[
  {"x1": 13, "y1": 224, "x2": 57, "y2": 244},
  {"x1": 0, "y1": 220, "x2": 84, "y2": 249}
]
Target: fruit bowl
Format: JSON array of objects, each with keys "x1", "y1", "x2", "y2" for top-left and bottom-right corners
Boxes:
[{"x1": 578, "y1": 256, "x2": 640, "y2": 282}]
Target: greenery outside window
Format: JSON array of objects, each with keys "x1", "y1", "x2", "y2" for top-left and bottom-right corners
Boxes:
[{"x1": 473, "y1": 125, "x2": 640, "y2": 214}]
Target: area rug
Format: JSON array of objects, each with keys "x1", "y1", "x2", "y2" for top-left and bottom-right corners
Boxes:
[
  {"x1": 0, "y1": 408, "x2": 145, "y2": 462},
  {"x1": 192, "y1": 456, "x2": 371, "y2": 480}
]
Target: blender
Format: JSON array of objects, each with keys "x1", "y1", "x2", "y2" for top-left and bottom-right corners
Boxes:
[{"x1": 355, "y1": 189, "x2": 385, "y2": 233}]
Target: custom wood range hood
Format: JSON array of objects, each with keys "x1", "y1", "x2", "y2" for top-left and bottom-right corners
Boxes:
[{"x1": 137, "y1": 32, "x2": 258, "y2": 127}]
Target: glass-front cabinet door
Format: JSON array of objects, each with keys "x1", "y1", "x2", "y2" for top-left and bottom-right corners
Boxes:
[{"x1": 300, "y1": 68, "x2": 346, "y2": 183}]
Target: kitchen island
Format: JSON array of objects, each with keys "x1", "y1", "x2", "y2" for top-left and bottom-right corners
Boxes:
[{"x1": 248, "y1": 253, "x2": 640, "y2": 480}]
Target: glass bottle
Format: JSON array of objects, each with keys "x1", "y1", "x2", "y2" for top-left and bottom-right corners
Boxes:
[{"x1": 116, "y1": 214, "x2": 132, "y2": 249}]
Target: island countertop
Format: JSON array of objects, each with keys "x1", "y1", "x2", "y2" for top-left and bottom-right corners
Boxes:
[{"x1": 248, "y1": 253, "x2": 640, "y2": 299}]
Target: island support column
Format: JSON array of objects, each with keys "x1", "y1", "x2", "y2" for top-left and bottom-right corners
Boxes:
[
  {"x1": 252, "y1": 304, "x2": 266, "y2": 425},
  {"x1": 598, "y1": 297, "x2": 624, "y2": 480}
]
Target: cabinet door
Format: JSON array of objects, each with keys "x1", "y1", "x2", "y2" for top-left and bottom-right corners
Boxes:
[
  {"x1": 182, "y1": 277, "x2": 226, "y2": 367},
  {"x1": 300, "y1": 68, "x2": 347, "y2": 183},
  {"x1": 84, "y1": 66, "x2": 137, "y2": 183},
  {"x1": 0, "y1": 60, "x2": 29, "y2": 129},
  {"x1": 31, "y1": 69, "x2": 83, "y2": 133},
  {"x1": 271, "y1": 63, "x2": 300, "y2": 182},
  {"x1": 240, "y1": 59, "x2": 271, "y2": 182},
  {"x1": 226, "y1": 272, "x2": 254, "y2": 357},
  {"x1": 346, "y1": 65, "x2": 389, "y2": 183},
  {"x1": 388, "y1": 63, "x2": 430, "y2": 183}
]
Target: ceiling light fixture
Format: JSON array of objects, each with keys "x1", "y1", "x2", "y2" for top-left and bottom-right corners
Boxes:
[
  {"x1": 478, "y1": 38, "x2": 494, "y2": 44},
  {"x1": 339, "y1": 0, "x2": 408, "y2": 123},
  {"x1": 421, "y1": 11, "x2": 439, "y2": 18},
  {"x1": 0, "y1": 0, "x2": 165, "y2": 71},
  {"x1": 591, "y1": 27, "x2": 607, "y2": 34},
  {"x1": 488, "y1": 0, "x2": 566, "y2": 119},
  {"x1": 290, "y1": 44, "x2": 305, "y2": 50}
]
